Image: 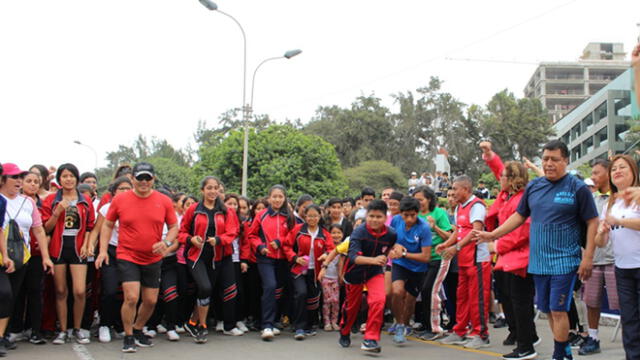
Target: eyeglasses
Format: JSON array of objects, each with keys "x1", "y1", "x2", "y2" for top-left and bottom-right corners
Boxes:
[
  {"x1": 135, "y1": 174, "x2": 153, "y2": 182},
  {"x1": 8, "y1": 175, "x2": 23, "y2": 180}
]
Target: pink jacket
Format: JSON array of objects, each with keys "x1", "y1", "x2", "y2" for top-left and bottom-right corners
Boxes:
[{"x1": 484, "y1": 152, "x2": 530, "y2": 277}]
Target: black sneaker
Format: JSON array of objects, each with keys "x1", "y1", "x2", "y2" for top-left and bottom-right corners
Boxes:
[
  {"x1": 339, "y1": 334, "x2": 351, "y2": 348},
  {"x1": 122, "y1": 335, "x2": 137, "y2": 353},
  {"x1": 1, "y1": 337, "x2": 16, "y2": 350},
  {"x1": 184, "y1": 322, "x2": 198, "y2": 338},
  {"x1": 502, "y1": 349, "x2": 537, "y2": 360},
  {"x1": 133, "y1": 329, "x2": 153, "y2": 348},
  {"x1": 494, "y1": 317, "x2": 507, "y2": 329},
  {"x1": 194, "y1": 326, "x2": 207, "y2": 344},
  {"x1": 0, "y1": 340, "x2": 6, "y2": 357},
  {"x1": 361, "y1": 339, "x2": 381, "y2": 353},
  {"x1": 503, "y1": 332, "x2": 516, "y2": 346},
  {"x1": 29, "y1": 332, "x2": 47, "y2": 345},
  {"x1": 570, "y1": 334, "x2": 587, "y2": 349}
]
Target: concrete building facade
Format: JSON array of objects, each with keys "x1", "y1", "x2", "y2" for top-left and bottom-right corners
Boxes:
[
  {"x1": 552, "y1": 68, "x2": 634, "y2": 169},
  {"x1": 525, "y1": 43, "x2": 629, "y2": 123}
]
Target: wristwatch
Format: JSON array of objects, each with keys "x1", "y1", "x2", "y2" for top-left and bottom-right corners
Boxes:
[
  {"x1": 402, "y1": 249, "x2": 407, "y2": 258},
  {"x1": 455, "y1": 243, "x2": 461, "y2": 251},
  {"x1": 163, "y1": 239, "x2": 173, "y2": 247}
]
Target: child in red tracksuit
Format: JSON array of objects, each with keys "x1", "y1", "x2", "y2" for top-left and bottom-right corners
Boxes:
[
  {"x1": 339, "y1": 200, "x2": 401, "y2": 353},
  {"x1": 283, "y1": 204, "x2": 335, "y2": 340}
]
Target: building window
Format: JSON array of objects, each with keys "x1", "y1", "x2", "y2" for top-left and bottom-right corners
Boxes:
[
  {"x1": 596, "y1": 126, "x2": 607, "y2": 145},
  {"x1": 595, "y1": 101, "x2": 607, "y2": 121},
  {"x1": 562, "y1": 132, "x2": 570, "y2": 145},
  {"x1": 571, "y1": 145, "x2": 582, "y2": 162},
  {"x1": 614, "y1": 95, "x2": 631, "y2": 116},
  {"x1": 571, "y1": 123, "x2": 581, "y2": 141},
  {"x1": 582, "y1": 136, "x2": 594, "y2": 154},
  {"x1": 582, "y1": 113, "x2": 594, "y2": 131}
]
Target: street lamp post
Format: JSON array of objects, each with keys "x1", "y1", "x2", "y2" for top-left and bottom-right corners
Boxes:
[
  {"x1": 198, "y1": 1, "x2": 301, "y2": 197},
  {"x1": 73, "y1": 140, "x2": 98, "y2": 170},
  {"x1": 247, "y1": 49, "x2": 303, "y2": 125},
  {"x1": 199, "y1": 0, "x2": 249, "y2": 196}
]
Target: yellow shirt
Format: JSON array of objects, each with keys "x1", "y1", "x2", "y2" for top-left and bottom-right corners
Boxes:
[{"x1": 336, "y1": 238, "x2": 350, "y2": 255}]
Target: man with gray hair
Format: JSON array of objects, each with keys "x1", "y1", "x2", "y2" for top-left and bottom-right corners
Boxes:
[{"x1": 437, "y1": 175, "x2": 491, "y2": 349}]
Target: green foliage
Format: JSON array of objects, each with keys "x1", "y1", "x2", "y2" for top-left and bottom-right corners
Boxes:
[
  {"x1": 482, "y1": 90, "x2": 555, "y2": 161},
  {"x1": 146, "y1": 157, "x2": 197, "y2": 194},
  {"x1": 478, "y1": 172, "x2": 499, "y2": 193},
  {"x1": 576, "y1": 162, "x2": 592, "y2": 180},
  {"x1": 196, "y1": 125, "x2": 347, "y2": 200},
  {"x1": 343, "y1": 160, "x2": 406, "y2": 196}
]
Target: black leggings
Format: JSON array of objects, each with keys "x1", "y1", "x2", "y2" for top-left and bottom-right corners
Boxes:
[
  {"x1": 9, "y1": 255, "x2": 44, "y2": 334},
  {"x1": 291, "y1": 272, "x2": 320, "y2": 331},
  {"x1": 243, "y1": 262, "x2": 261, "y2": 324},
  {"x1": 0, "y1": 265, "x2": 27, "y2": 329},
  {"x1": 99, "y1": 245, "x2": 122, "y2": 330},
  {"x1": 189, "y1": 255, "x2": 238, "y2": 331},
  {"x1": 149, "y1": 255, "x2": 180, "y2": 329},
  {"x1": 176, "y1": 262, "x2": 196, "y2": 326}
]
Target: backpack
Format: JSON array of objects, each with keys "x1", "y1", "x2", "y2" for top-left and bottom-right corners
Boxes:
[{"x1": 1, "y1": 198, "x2": 31, "y2": 270}]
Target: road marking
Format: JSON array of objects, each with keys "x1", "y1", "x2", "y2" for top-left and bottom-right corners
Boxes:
[
  {"x1": 407, "y1": 335, "x2": 503, "y2": 357},
  {"x1": 72, "y1": 344, "x2": 95, "y2": 360}
]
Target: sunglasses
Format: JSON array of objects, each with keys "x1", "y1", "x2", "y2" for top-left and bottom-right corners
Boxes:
[
  {"x1": 8, "y1": 174, "x2": 23, "y2": 180},
  {"x1": 135, "y1": 174, "x2": 153, "y2": 182}
]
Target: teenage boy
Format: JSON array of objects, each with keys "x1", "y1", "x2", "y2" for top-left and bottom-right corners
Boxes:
[
  {"x1": 326, "y1": 197, "x2": 353, "y2": 238},
  {"x1": 96, "y1": 162, "x2": 178, "y2": 353},
  {"x1": 353, "y1": 187, "x2": 376, "y2": 221},
  {"x1": 390, "y1": 197, "x2": 432, "y2": 345},
  {"x1": 339, "y1": 200, "x2": 401, "y2": 353}
]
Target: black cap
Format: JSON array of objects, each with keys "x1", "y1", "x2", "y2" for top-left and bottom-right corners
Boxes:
[{"x1": 133, "y1": 162, "x2": 155, "y2": 178}]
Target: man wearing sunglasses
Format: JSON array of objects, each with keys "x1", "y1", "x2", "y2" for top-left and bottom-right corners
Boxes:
[{"x1": 96, "y1": 162, "x2": 178, "y2": 353}]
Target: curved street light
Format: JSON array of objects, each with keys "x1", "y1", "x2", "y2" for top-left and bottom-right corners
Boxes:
[
  {"x1": 249, "y1": 49, "x2": 303, "y2": 112},
  {"x1": 73, "y1": 140, "x2": 98, "y2": 170}
]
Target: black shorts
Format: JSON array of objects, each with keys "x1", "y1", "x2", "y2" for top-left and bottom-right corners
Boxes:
[
  {"x1": 117, "y1": 259, "x2": 162, "y2": 289},
  {"x1": 52, "y1": 236, "x2": 86, "y2": 265},
  {"x1": 391, "y1": 264, "x2": 424, "y2": 297}
]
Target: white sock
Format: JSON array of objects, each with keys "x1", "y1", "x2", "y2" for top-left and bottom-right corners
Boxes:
[
  {"x1": 588, "y1": 328, "x2": 599, "y2": 341},
  {"x1": 497, "y1": 312, "x2": 505, "y2": 319}
]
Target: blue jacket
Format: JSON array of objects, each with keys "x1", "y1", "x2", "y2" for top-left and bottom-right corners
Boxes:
[{"x1": 344, "y1": 224, "x2": 397, "y2": 284}]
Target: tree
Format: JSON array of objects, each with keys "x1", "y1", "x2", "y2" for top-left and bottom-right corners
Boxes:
[
  {"x1": 482, "y1": 90, "x2": 554, "y2": 161},
  {"x1": 196, "y1": 124, "x2": 347, "y2": 200},
  {"x1": 343, "y1": 160, "x2": 406, "y2": 195},
  {"x1": 305, "y1": 95, "x2": 394, "y2": 169}
]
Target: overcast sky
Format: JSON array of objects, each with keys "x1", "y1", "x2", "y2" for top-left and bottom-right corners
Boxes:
[{"x1": 1, "y1": 0, "x2": 638, "y2": 173}]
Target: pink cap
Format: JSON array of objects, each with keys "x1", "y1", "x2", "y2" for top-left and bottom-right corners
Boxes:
[{"x1": 1, "y1": 163, "x2": 28, "y2": 177}]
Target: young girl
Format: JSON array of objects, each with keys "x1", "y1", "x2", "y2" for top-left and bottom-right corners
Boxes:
[
  {"x1": 248, "y1": 185, "x2": 295, "y2": 341},
  {"x1": 240, "y1": 198, "x2": 268, "y2": 330},
  {"x1": 42, "y1": 163, "x2": 95, "y2": 345},
  {"x1": 321, "y1": 224, "x2": 344, "y2": 332},
  {"x1": 178, "y1": 176, "x2": 242, "y2": 343},
  {"x1": 223, "y1": 193, "x2": 249, "y2": 333},
  {"x1": 283, "y1": 204, "x2": 335, "y2": 340}
]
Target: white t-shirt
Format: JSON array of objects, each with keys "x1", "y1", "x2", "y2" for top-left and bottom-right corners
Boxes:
[
  {"x1": 602, "y1": 198, "x2": 640, "y2": 269},
  {"x1": 232, "y1": 237, "x2": 240, "y2": 262},
  {"x1": 308, "y1": 227, "x2": 319, "y2": 270},
  {"x1": 1, "y1": 194, "x2": 41, "y2": 250},
  {"x1": 99, "y1": 203, "x2": 119, "y2": 246},
  {"x1": 324, "y1": 255, "x2": 340, "y2": 280}
]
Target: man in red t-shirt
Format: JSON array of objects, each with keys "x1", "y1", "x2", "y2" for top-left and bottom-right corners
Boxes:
[{"x1": 96, "y1": 162, "x2": 178, "y2": 353}]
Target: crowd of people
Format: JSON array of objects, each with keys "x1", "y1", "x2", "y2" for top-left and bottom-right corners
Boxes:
[{"x1": 2, "y1": 137, "x2": 640, "y2": 359}]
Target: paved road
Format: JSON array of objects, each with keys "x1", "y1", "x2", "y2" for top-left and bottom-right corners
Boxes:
[{"x1": 5, "y1": 318, "x2": 627, "y2": 360}]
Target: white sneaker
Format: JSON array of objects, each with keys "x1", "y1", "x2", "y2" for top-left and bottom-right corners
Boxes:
[
  {"x1": 272, "y1": 327, "x2": 281, "y2": 336},
  {"x1": 261, "y1": 328, "x2": 274, "y2": 341},
  {"x1": 166, "y1": 330, "x2": 180, "y2": 341},
  {"x1": 236, "y1": 321, "x2": 249, "y2": 333},
  {"x1": 175, "y1": 325, "x2": 186, "y2": 334},
  {"x1": 223, "y1": 328, "x2": 244, "y2": 336},
  {"x1": 143, "y1": 327, "x2": 157, "y2": 338},
  {"x1": 8, "y1": 332, "x2": 26, "y2": 343},
  {"x1": 156, "y1": 324, "x2": 168, "y2": 334},
  {"x1": 73, "y1": 329, "x2": 90, "y2": 345},
  {"x1": 52, "y1": 331, "x2": 68, "y2": 345},
  {"x1": 216, "y1": 321, "x2": 224, "y2": 332},
  {"x1": 98, "y1": 326, "x2": 111, "y2": 343}
]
